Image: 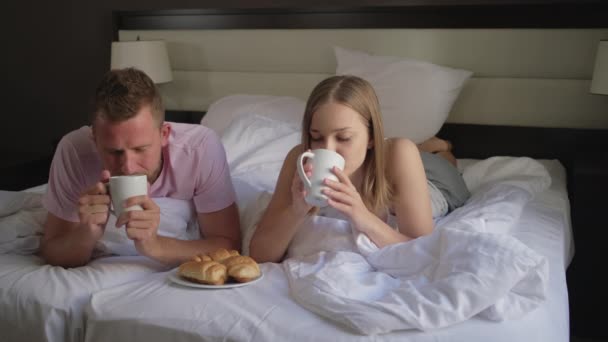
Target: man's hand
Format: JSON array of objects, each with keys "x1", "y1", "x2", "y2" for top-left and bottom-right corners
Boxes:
[
  {"x1": 77, "y1": 170, "x2": 111, "y2": 240},
  {"x1": 115, "y1": 195, "x2": 161, "y2": 257}
]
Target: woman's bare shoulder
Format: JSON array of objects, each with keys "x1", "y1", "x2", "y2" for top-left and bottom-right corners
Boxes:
[
  {"x1": 384, "y1": 138, "x2": 422, "y2": 181},
  {"x1": 385, "y1": 137, "x2": 418, "y2": 159}
]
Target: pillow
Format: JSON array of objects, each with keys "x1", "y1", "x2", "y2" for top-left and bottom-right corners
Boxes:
[
  {"x1": 334, "y1": 46, "x2": 472, "y2": 143},
  {"x1": 220, "y1": 114, "x2": 300, "y2": 249},
  {"x1": 221, "y1": 114, "x2": 300, "y2": 193},
  {"x1": 202, "y1": 94, "x2": 306, "y2": 136}
]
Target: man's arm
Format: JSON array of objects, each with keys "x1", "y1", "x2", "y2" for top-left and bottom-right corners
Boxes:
[
  {"x1": 197, "y1": 202, "x2": 241, "y2": 252},
  {"x1": 132, "y1": 202, "x2": 241, "y2": 266},
  {"x1": 40, "y1": 180, "x2": 111, "y2": 268},
  {"x1": 40, "y1": 213, "x2": 101, "y2": 268}
]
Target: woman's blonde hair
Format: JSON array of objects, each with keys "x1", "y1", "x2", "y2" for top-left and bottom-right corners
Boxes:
[{"x1": 302, "y1": 75, "x2": 391, "y2": 214}]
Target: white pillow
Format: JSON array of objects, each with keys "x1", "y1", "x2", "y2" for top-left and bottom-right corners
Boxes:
[
  {"x1": 202, "y1": 94, "x2": 306, "y2": 136},
  {"x1": 221, "y1": 114, "x2": 300, "y2": 193},
  {"x1": 334, "y1": 46, "x2": 472, "y2": 143},
  {"x1": 221, "y1": 114, "x2": 300, "y2": 249}
]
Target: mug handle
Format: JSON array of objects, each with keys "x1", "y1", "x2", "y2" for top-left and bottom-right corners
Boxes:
[{"x1": 296, "y1": 151, "x2": 314, "y2": 189}]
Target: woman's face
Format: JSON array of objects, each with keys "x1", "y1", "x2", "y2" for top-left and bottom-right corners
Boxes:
[{"x1": 309, "y1": 102, "x2": 372, "y2": 178}]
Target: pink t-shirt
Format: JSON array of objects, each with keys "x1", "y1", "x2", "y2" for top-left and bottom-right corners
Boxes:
[{"x1": 43, "y1": 123, "x2": 236, "y2": 223}]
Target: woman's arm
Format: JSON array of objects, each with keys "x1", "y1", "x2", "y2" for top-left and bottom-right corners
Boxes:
[
  {"x1": 249, "y1": 145, "x2": 312, "y2": 263},
  {"x1": 389, "y1": 138, "x2": 435, "y2": 238},
  {"x1": 321, "y1": 138, "x2": 433, "y2": 248}
]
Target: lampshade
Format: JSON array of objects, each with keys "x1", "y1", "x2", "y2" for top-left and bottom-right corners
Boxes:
[
  {"x1": 111, "y1": 40, "x2": 172, "y2": 84},
  {"x1": 590, "y1": 40, "x2": 608, "y2": 95}
]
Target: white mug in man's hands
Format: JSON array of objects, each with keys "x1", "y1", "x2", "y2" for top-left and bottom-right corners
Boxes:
[
  {"x1": 296, "y1": 149, "x2": 345, "y2": 207},
  {"x1": 107, "y1": 175, "x2": 148, "y2": 217}
]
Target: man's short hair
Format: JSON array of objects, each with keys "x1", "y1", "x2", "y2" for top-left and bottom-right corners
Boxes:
[{"x1": 93, "y1": 68, "x2": 164, "y2": 126}]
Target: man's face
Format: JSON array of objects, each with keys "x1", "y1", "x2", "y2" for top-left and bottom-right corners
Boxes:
[{"x1": 93, "y1": 105, "x2": 170, "y2": 183}]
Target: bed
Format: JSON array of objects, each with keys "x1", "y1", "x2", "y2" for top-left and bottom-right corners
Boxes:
[
  {"x1": 2, "y1": 3, "x2": 608, "y2": 342},
  {"x1": 85, "y1": 158, "x2": 571, "y2": 342}
]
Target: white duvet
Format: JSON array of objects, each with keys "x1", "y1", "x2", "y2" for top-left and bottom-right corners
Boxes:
[{"x1": 282, "y1": 157, "x2": 551, "y2": 334}]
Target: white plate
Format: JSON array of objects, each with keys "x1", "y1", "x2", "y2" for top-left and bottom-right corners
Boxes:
[{"x1": 168, "y1": 269, "x2": 264, "y2": 289}]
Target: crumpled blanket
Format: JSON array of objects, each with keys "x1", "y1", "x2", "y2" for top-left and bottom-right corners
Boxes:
[
  {"x1": 0, "y1": 191, "x2": 198, "y2": 256},
  {"x1": 281, "y1": 156, "x2": 552, "y2": 334},
  {"x1": 0, "y1": 190, "x2": 46, "y2": 254}
]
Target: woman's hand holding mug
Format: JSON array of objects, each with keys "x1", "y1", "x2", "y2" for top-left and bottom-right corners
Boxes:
[{"x1": 296, "y1": 149, "x2": 345, "y2": 208}]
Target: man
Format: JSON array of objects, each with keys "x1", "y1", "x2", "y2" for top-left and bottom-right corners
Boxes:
[{"x1": 40, "y1": 68, "x2": 240, "y2": 268}]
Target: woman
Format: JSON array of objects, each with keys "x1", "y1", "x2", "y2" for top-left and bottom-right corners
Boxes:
[{"x1": 249, "y1": 75, "x2": 468, "y2": 263}]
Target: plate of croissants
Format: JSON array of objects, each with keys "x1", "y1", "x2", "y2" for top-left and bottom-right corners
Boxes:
[{"x1": 170, "y1": 248, "x2": 263, "y2": 289}]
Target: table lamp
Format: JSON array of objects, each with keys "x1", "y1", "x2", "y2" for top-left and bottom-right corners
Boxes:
[
  {"x1": 110, "y1": 39, "x2": 172, "y2": 84},
  {"x1": 591, "y1": 40, "x2": 608, "y2": 95}
]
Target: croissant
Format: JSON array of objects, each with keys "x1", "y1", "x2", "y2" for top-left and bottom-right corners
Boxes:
[
  {"x1": 222, "y1": 255, "x2": 261, "y2": 283},
  {"x1": 209, "y1": 248, "x2": 240, "y2": 262},
  {"x1": 178, "y1": 260, "x2": 227, "y2": 285},
  {"x1": 193, "y1": 255, "x2": 212, "y2": 262},
  {"x1": 178, "y1": 249, "x2": 261, "y2": 285}
]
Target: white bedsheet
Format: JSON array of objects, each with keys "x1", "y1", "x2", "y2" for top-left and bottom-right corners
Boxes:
[
  {"x1": 83, "y1": 158, "x2": 571, "y2": 342},
  {"x1": 0, "y1": 190, "x2": 191, "y2": 342},
  {"x1": 0, "y1": 254, "x2": 169, "y2": 342}
]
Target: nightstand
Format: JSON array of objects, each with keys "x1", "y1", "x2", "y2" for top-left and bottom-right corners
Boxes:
[{"x1": 567, "y1": 153, "x2": 608, "y2": 339}]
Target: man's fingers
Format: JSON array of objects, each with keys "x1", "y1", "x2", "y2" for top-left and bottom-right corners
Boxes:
[
  {"x1": 100, "y1": 170, "x2": 111, "y2": 182},
  {"x1": 115, "y1": 209, "x2": 158, "y2": 228},
  {"x1": 79, "y1": 203, "x2": 110, "y2": 215},
  {"x1": 123, "y1": 195, "x2": 159, "y2": 211},
  {"x1": 78, "y1": 194, "x2": 110, "y2": 206},
  {"x1": 85, "y1": 182, "x2": 108, "y2": 196},
  {"x1": 125, "y1": 227, "x2": 149, "y2": 241},
  {"x1": 90, "y1": 212, "x2": 109, "y2": 225},
  {"x1": 80, "y1": 212, "x2": 108, "y2": 226},
  {"x1": 125, "y1": 220, "x2": 152, "y2": 230}
]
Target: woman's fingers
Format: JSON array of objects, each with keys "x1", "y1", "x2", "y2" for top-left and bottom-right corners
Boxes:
[
  {"x1": 323, "y1": 188, "x2": 353, "y2": 206},
  {"x1": 324, "y1": 177, "x2": 355, "y2": 195},
  {"x1": 331, "y1": 167, "x2": 356, "y2": 189}
]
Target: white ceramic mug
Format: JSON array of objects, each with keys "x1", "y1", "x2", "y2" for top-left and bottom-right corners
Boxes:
[
  {"x1": 107, "y1": 175, "x2": 148, "y2": 217},
  {"x1": 296, "y1": 149, "x2": 345, "y2": 207}
]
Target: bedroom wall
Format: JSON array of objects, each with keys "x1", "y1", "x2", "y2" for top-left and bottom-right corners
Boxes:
[{"x1": 4, "y1": 0, "x2": 606, "y2": 169}]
